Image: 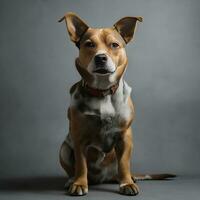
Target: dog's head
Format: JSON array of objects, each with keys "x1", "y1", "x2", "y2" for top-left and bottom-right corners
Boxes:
[{"x1": 59, "y1": 12, "x2": 142, "y2": 89}]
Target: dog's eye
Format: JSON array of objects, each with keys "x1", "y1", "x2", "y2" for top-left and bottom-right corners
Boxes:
[
  {"x1": 111, "y1": 42, "x2": 119, "y2": 49},
  {"x1": 84, "y1": 41, "x2": 95, "y2": 48}
]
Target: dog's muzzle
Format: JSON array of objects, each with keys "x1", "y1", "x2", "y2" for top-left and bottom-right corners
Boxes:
[
  {"x1": 94, "y1": 54, "x2": 107, "y2": 66},
  {"x1": 93, "y1": 53, "x2": 115, "y2": 74}
]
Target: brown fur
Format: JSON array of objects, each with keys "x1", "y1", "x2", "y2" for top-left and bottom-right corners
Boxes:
[{"x1": 58, "y1": 12, "x2": 175, "y2": 196}]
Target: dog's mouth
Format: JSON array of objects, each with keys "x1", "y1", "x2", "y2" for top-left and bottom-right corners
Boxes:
[{"x1": 93, "y1": 68, "x2": 114, "y2": 75}]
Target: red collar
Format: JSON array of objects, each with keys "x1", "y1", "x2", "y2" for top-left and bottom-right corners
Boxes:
[{"x1": 81, "y1": 80, "x2": 119, "y2": 97}]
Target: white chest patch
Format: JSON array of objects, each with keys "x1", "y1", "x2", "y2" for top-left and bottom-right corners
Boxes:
[
  {"x1": 71, "y1": 79, "x2": 132, "y2": 121},
  {"x1": 86, "y1": 94, "x2": 115, "y2": 116}
]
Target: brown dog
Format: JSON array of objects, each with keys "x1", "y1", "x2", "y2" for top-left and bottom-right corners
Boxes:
[{"x1": 59, "y1": 12, "x2": 175, "y2": 196}]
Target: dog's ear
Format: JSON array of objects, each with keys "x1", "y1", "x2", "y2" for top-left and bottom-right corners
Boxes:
[
  {"x1": 113, "y1": 16, "x2": 143, "y2": 44},
  {"x1": 58, "y1": 12, "x2": 89, "y2": 43}
]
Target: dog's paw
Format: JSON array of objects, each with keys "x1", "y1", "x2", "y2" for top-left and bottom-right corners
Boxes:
[
  {"x1": 64, "y1": 180, "x2": 73, "y2": 190},
  {"x1": 119, "y1": 183, "x2": 139, "y2": 196},
  {"x1": 68, "y1": 183, "x2": 88, "y2": 196}
]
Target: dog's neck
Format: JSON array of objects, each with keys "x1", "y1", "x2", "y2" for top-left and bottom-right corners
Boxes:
[{"x1": 81, "y1": 79, "x2": 119, "y2": 97}]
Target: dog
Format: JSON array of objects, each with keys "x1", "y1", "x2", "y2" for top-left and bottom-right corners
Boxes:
[{"x1": 58, "y1": 12, "x2": 175, "y2": 196}]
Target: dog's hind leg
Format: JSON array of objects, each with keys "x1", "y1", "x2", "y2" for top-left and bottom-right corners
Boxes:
[{"x1": 59, "y1": 138, "x2": 75, "y2": 188}]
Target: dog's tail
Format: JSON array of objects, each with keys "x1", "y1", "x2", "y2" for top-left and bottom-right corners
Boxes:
[{"x1": 133, "y1": 173, "x2": 176, "y2": 181}]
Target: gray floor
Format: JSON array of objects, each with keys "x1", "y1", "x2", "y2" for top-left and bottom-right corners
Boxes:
[{"x1": 0, "y1": 175, "x2": 199, "y2": 200}]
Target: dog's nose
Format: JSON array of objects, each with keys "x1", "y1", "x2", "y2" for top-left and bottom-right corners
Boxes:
[{"x1": 94, "y1": 54, "x2": 107, "y2": 66}]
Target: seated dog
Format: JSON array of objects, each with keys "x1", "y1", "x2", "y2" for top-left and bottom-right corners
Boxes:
[{"x1": 59, "y1": 12, "x2": 175, "y2": 196}]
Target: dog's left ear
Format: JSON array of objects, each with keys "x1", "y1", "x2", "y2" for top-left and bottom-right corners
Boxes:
[{"x1": 113, "y1": 16, "x2": 143, "y2": 44}]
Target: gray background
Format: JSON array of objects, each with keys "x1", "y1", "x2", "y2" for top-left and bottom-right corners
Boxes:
[{"x1": 0, "y1": 0, "x2": 200, "y2": 199}]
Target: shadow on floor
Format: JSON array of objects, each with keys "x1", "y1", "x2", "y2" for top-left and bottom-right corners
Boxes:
[
  {"x1": 0, "y1": 176, "x2": 117, "y2": 194},
  {"x1": 0, "y1": 176, "x2": 66, "y2": 192}
]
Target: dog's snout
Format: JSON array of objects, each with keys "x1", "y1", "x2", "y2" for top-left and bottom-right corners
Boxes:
[{"x1": 94, "y1": 54, "x2": 107, "y2": 66}]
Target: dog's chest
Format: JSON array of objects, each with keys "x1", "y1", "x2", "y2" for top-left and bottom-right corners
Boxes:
[{"x1": 71, "y1": 80, "x2": 133, "y2": 152}]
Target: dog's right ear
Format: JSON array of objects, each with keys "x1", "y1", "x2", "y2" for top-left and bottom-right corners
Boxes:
[{"x1": 58, "y1": 12, "x2": 89, "y2": 44}]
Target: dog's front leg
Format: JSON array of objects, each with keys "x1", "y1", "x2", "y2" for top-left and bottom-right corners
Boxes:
[
  {"x1": 67, "y1": 142, "x2": 88, "y2": 196},
  {"x1": 115, "y1": 127, "x2": 139, "y2": 196},
  {"x1": 67, "y1": 108, "x2": 88, "y2": 196}
]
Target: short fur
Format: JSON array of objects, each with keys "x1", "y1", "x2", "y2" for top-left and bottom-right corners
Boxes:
[{"x1": 59, "y1": 12, "x2": 175, "y2": 196}]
